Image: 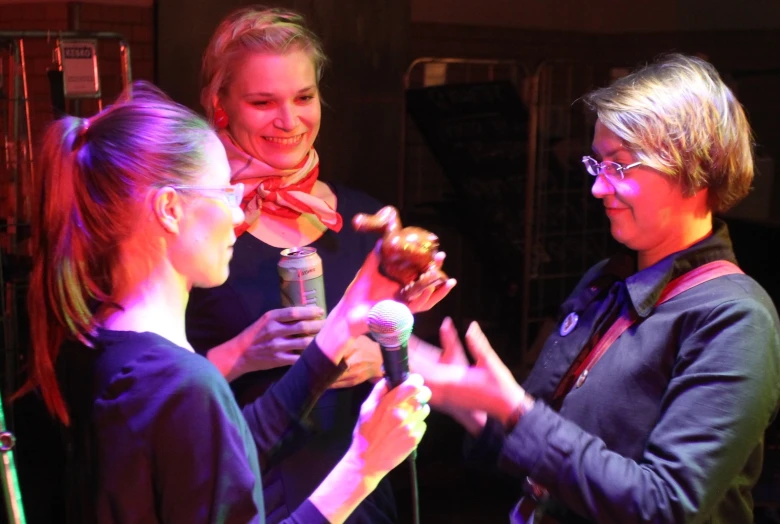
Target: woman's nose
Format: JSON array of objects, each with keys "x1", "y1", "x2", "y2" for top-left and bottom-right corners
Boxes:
[
  {"x1": 274, "y1": 103, "x2": 298, "y2": 130},
  {"x1": 591, "y1": 173, "x2": 615, "y2": 199}
]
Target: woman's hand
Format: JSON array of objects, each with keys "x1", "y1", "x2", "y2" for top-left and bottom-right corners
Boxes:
[
  {"x1": 316, "y1": 241, "x2": 455, "y2": 367},
  {"x1": 337, "y1": 242, "x2": 457, "y2": 339},
  {"x1": 308, "y1": 374, "x2": 431, "y2": 523},
  {"x1": 329, "y1": 335, "x2": 384, "y2": 389},
  {"x1": 343, "y1": 374, "x2": 431, "y2": 484},
  {"x1": 420, "y1": 319, "x2": 531, "y2": 427},
  {"x1": 208, "y1": 306, "x2": 324, "y2": 381},
  {"x1": 405, "y1": 251, "x2": 457, "y2": 312},
  {"x1": 408, "y1": 319, "x2": 489, "y2": 435}
]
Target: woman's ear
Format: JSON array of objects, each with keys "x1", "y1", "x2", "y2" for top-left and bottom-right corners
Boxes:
[{"x1": 152, "y1": 186, "x2": 184, "y2": 234}]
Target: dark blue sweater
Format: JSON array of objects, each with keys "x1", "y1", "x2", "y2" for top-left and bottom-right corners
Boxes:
[{"x1": 59, "y1": 329, "x2": 339, "y2": 523}]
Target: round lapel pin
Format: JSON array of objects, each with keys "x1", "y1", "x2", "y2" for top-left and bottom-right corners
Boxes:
[{"x1": 559, "y1": 312, "x2": 579, "y2": 337}]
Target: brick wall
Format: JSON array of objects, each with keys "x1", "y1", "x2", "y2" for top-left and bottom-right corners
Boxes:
[{"x1": 0, "y1": 1, "x2": 154, "y2": 251}]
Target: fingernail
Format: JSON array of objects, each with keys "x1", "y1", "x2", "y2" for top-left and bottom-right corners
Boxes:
[
  {"x1": 416, "y1": 386, "x2": 432, "y2": 406},
  {"x1": 407, "y1": 373, "x2": 424, "y2": 387}
]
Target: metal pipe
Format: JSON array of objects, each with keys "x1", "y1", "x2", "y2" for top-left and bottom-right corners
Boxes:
[
  {"x1": 119, "y1": 39, "x2": 133, "y2": 89},
  {"x1": 521, "y1": 63, "x2": 541, "y2": 354},
  {"x1": 68, "y1": 3, "x2": 82, "y2": 115},
  {"x1": 19, "y1": 39, "x2": 33, "y2": 223},
  {"x1": 0, "y1": 396, "x2": 25, "y2": 524},
  {"x1": 0, "y1": 31, "x2": 128, "y2": 40}
]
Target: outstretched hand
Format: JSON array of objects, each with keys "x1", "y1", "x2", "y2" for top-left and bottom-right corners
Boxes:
[
  {"x1": 422, "y1": 320, "x2": 530, "y2": 427},
  {"x1": 338, "y1": 242, "x2": 456, "y2": 338},
  {"x1": 405, "y1": 251, "x2": 457, "y2": 312}
]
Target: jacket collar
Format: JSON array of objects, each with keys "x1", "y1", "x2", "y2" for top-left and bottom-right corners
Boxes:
[{"x1": 599, "y1": 219, "x2": 737, "y2": 318}]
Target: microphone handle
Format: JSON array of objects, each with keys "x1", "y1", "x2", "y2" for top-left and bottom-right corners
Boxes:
[
  {"x1": 380, "y1": 343, "x2": 409, "y2": 388},
  {"x1": 379, "y1": 342, "x2": 417, "y2": 463}
]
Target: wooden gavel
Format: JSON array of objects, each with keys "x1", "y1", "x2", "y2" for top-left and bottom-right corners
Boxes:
[{"x1": 352, "y1": 206, "x2": 448, "y2": 301}]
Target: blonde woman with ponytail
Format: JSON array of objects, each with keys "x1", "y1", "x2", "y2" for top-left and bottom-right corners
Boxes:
[{"x1": 25, "y1": 81, "x2": 448, "y2": 523}]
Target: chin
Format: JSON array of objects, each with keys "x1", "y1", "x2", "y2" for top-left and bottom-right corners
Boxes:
[
  {"x1": 195, "y1": 272, "x2": 230, "y2": 290},
  {"x1": 269, "y1": 157, "x2": 305, "y2": 171},
  {"x1": 613, "y1": 235, "x2": 644, "y2": 252},
  {"x1": 610, "y1": 227, "x2": 634, "y2": 249},
  {"x1": 262, "y1": 148, "x2": 310, "y2": 170}
]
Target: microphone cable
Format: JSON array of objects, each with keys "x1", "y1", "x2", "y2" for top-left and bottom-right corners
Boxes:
[{"x1": 408, "y1": 453, "x2": 420, "y2": 524}]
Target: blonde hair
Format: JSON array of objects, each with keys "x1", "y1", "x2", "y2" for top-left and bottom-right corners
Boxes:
[
  {"x1": 584, "y1": 53, "x2": 754, "y2": 213},
  {"x1": 200, "y1": 5, "x2": 327, "y2": 121}
]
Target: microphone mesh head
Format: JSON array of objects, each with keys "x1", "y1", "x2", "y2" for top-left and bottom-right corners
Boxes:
[{"x1": 367, "y1": 300, "x2": 414, "y2": 347}]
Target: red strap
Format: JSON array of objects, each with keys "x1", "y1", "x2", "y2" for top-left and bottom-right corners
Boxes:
[
  {"x1": 656, "y1": 260, "x2": 743, "y2": 304},
  {"x1": 552, "y1": 260, "x2": 743, "y2": 401}
]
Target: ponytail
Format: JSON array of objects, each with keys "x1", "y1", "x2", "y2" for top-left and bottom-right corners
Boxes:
[{"x1": 22, "y1": 116, "x2": 107, "y2": 425}]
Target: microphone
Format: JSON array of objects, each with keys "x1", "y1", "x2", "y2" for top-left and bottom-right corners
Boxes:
[
  {"x1": 367, "y1": 300, "x2": 420, "y2": 489},
  {"x1": 367, "y1": 300, "x2": 414, "y2": 388}
]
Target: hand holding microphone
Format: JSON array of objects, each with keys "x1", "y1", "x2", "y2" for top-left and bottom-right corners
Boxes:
[
  {"x1": 336, "y1": 302, "x2": 428, "y2": 484},
  {"x1": 367, "y1": 300, "x2": 429, "y2": 465}
]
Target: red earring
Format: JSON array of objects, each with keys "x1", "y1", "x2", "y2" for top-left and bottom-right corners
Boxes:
[{"x1": 214, "y1": 107, "x2": 229, "y2": 129}]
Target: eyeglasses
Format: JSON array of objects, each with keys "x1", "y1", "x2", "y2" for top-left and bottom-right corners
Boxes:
[
  {"x1": 171, "y1": 182, "x2": 245, "y2": 207},
  {"x1": 582, "y1": 156, "x2": 643, "y2": 181}
]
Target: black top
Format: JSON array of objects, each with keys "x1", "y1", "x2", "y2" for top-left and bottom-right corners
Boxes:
[
  {"x1": 58, "y1": 329, "x2": 336, "y2": 523},
  {"x1": 186, "y1": 183, "x2": 397, "y2": 523}
]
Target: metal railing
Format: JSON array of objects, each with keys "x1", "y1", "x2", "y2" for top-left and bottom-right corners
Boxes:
[{"x1": 0, "y1": 30, "x2": 133, "y2": 524}]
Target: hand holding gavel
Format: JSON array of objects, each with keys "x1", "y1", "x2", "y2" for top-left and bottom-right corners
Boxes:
[{"x1": 352, "y1": 206, "x2": 449, "y2": 301}]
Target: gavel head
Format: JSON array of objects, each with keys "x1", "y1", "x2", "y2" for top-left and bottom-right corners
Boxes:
[
  {"x1": 380, "y1": 226, "x2": 440, "y2": 284},
  {"x1": 353, "y1": 205, "x2": 449, "y2": 300}
]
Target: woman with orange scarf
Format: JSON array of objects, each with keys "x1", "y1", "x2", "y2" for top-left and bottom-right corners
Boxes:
[{"x1": 185, "y1": 6, "x2": 454, "y2": 523}]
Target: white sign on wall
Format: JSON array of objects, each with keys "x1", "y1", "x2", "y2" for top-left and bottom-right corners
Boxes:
[{"x1": 59, "y1": 39, "x2": 101, "y2": 98}]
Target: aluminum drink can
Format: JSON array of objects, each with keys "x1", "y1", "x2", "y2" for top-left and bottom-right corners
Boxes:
[{"x1": 278, "y1": 247, "x2": 327, "y2": 314}]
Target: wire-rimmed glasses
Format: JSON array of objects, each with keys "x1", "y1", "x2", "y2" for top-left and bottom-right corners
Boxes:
[
  {"x1": 581, "y1": 156, "x2": 643, "y2": 181},
  {"x1": 171, "y1": 182, "x2": 245, "y2": 207}
]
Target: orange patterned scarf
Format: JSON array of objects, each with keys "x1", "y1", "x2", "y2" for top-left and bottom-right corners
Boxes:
[{"x1": 218, "y1": 130, "x2": 343, "y2": 236}]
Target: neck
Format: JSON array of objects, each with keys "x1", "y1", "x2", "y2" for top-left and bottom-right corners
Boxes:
[
  {"x1": 248, "y1": 211, "x2": 327, "y2": 248},
  {"x1": 637, "y1": 212, "x2": 713, "y2": 271},
  {"x1": 99, "y1": 246, "x2": 192, "y2": 351}
]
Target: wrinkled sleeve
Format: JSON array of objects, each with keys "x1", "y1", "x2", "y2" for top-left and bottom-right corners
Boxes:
[
  {"x1": 282, "y1": 500, "x2": 329, "y2": 524},
  {"x1": 241, "y1": 339, "x2": 345, "y2": 468},
  {"x1": 498, "y1": 298, "x2": 780, "y2": 523}
]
